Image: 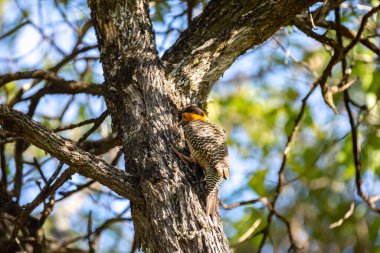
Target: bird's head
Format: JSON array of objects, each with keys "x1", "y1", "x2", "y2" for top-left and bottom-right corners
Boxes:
[{"x1": 179, "y1": 105, "x2": 207, "y2": 126}]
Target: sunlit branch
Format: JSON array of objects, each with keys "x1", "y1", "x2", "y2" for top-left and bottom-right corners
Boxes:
[
  {"x1": 329, "y1": 202, "x2": 355, "y2": 229},
  {"x1": 230, "y1": 219, "x2": 262, "y2": 249},
  {"x1": 0, "y1": 105, "x2": 142, "y2": 203}
]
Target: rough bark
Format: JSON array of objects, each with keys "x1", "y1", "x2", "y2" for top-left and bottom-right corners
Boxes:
[
  {"x1": 0, "y1": 105, "x2": 142, "y2": 204},
  {"x1": 87, "y1": 1, "x2": 229, "y2": 252},
  {"x1": 86, "y1": 0, "x2": 319, "y2": 252},
  {"x1": 162, "y1": 0, "x2": 320, "y2": 103}
]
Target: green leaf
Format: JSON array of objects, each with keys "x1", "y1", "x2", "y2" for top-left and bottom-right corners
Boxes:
[{"x1": 248, "y1": 170, "x2": 267, "y2": 196}]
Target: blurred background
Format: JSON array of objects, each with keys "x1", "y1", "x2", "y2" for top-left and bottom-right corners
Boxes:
[{"x1": 0, "y1": 0, "x2": 379, "y2": 252}]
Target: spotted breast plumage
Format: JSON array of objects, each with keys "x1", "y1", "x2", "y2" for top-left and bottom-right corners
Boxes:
[{"x1": 175, "y1": 105, "x2": 229, "y2": 216}]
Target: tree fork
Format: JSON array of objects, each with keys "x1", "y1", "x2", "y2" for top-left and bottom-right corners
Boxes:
[
  {"x1": 87, "y1": 0, "x2": 320, "y2": 252},
  {"x1": 88, "y1": 0, "x2": 230, "y2": 252}
]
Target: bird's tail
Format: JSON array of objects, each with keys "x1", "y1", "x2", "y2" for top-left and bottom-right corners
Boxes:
[
  {"x1": 205, "y1": 170, "x2": 223, "y2": 216},
  {"x1": 206, "y1": 190, "x2": 219, "y2": 216}
]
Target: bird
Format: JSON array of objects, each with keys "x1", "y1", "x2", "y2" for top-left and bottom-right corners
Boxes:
[{"x1": 173, "y1": 105, "x2": 229, "y2": 216}]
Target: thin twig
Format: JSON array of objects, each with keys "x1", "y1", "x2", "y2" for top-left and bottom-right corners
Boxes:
[
  {"x1": 258, "y1": 83, "x2": 318, "y2": 252},
  {"x1": 10, "y1": 166, "x2": 75, "y2": 241},
  {"x1": 336, "y1": 6, "x2": 380, "y2": 214},
  {"x1": 344, "y1": 93, "x2": 380, "y2": 214},
  {"x1": 221, "y1": 197, "x2": 270, "y2": 210},
  {"x1": 343, "y1": 4, "x2": 380, "y2": 54},
  {"x1": 76, "y1": 110, "x2": 109, "y2": 145},
  {"x1": 54, "y1": 117, "x2": 100, "y2": 132}
]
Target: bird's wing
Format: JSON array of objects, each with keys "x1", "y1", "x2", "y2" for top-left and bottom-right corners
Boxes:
[
  {"x1": 209, "y1": 121, "x2": 229, "y2": 180},
  {"x1": 184, "y1": 120, "x2": 229, "y2": 179}
]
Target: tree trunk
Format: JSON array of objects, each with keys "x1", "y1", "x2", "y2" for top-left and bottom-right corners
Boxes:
[
  {"x1": 87, "y1": 0, "x2": 320, "y2": 252},
  {"x1": 87, "y1": 1, "x2": 229, "y2": 251}
]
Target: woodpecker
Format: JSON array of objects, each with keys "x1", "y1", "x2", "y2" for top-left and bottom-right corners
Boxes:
[{"x1": 174, "y1": 105, "x2": 229, "y2": 216}]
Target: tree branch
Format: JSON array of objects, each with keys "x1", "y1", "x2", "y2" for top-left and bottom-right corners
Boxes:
[
  {"x1": 295, "y1": 4, "x2": 380, "y2": 113},
  {"x1": 343, "y1": 4, "x2": 380, "y2": 54},
  {"x1": 162, "y1": 0, "x2": 321, "y2": 103},
  {"x1": 0, "y1": 70, "x2": 103, "y2": 96},
  {"x1": 317, "y1": 20, "x2": 380, "y2": 57},
  {"x1": 258, "y1": 83, "x2": 318, "y2": 252},
  {"x1": 344, "y1": 94, "x2": 380, "y2": 214},
  {"x1": 88, "y1": 1, "x2": 231, "y2": 252},
  {"x1": 0, "y1": 105, "x2": 142, "y2": 204}
]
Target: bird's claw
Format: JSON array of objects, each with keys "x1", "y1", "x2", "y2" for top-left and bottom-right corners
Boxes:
[{"x1": 171, "y1": 145, "x2": 191, "y2": 164}]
